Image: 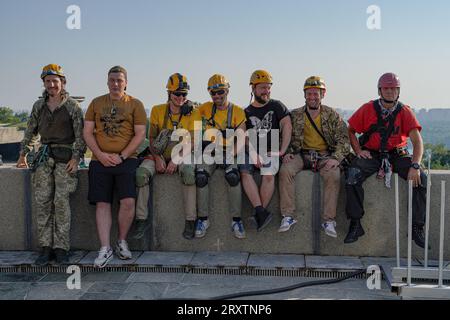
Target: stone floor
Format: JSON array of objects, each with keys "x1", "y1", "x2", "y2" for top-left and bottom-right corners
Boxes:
[{"x1": 1, "y1": 250, "x2": 447, "y2": 300}]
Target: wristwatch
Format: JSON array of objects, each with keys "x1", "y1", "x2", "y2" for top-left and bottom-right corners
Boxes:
[
  {"x1": 410, "y1": 162, "x2": 420, "y2": 170},
  {"x1": 119, "y1": 154, "x2": 126, "y2": 162}
]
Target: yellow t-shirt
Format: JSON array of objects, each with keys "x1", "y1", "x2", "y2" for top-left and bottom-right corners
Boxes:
[
  {"x1": 85, "y1": 93, "x2": 147, "y2": 159},
  {"x1": 197, "y1": 102, "x2": 246, "y2": 147},
  {"x1": 303, "y1": 114, "x2": 328, "y2": 151},
  {"x1": 149, "y1": 103, "x2": 201, "y2": 160}
]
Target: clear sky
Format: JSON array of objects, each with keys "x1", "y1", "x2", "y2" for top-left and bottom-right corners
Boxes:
[{"x1": 1, "y1": 0, "x2": 449, "y2": 112}]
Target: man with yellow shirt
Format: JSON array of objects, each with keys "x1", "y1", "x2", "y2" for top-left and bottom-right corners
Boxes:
[
  {"x1": 135, "y1": 73, "x2": 200, "y2": 240},
  {"x1": 195, "y1": 74, "x2": 247, "y2": 239},
  {"x1": 84, "y1": 66, "x2": 147, "y2": 268},
  {"x1": 279, "y1": 76, "x2": 351, "y2": 237}
]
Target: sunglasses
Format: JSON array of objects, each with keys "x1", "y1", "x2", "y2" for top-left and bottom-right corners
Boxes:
[
  {"x1": 210, "y1": 89, "x2": 225, "y2": 96},
  {"x1": 172, "y1": 91, "x2": 188, "y2": 97}
]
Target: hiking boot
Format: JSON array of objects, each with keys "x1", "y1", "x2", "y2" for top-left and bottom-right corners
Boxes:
[
  {"x1": 94, "y1": 247, "x2": 113, "y2": 268},
  {"x1": 344, "y1": 219, "x2": 365, "y2": 243},
  {"x1": 35, "y1": 247, "x2": 53, "y2": 266},
  {"x1": 255, "y1": 209, "x2": 273, "y2": 232},
  {"x1": 183, "y1": 220, "x2": 195, "y2": 240},
  {"x1": 231, "y1": 220, "x2": 246, "y2": 239},
  {"x1": 115, "y1": 240, "x2": 132, "y2": 260},
  {"x1": 412, "y1": 224, "x2": 429, "y2": 249},
  {"x1": 133, "y1": 219, "x2": 151, "y2": 240},
  {"x1": 53, "y1": 248, "x2": 69, "y2": 266},
  {"x1": 195, "y1": 219, "x2": 210, "y2": 238},
  {"x1": 278, "y1": 216, "x2": 298, "y2": 233},
  {"x1": 322, "y1": 220, "x2": 337, "y2": 238}
]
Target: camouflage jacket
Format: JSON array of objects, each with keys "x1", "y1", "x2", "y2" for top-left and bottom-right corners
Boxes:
[
  {"x1": 288, "y1": 104, "x2": 351, "y2": 163},
  {"x1": 20, "y1": 92, "x2": 86, "y2": 160}
]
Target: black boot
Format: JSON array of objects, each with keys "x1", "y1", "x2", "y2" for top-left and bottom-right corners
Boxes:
[
  {"x1": 35, "y1": 247, "x2": 53, "y2": 266},
  {"x1": 54, "y1": 248, "x2": 69, "y2": 265},
  {"x1": 412, "y1": 224, "x2": 428, "y2": 249},
  {"x1": 182, "y1": 220, "x2": 195, "y2": 240},
  {"x1": 344, "y1": 219, "x2": 365, "y2": 244},
  {"x1": 256, "y1": 209, "x2": 273, "y2": 232},
  {"x1": 133, "y1": 219, "x2": 151, "y2": 240}
]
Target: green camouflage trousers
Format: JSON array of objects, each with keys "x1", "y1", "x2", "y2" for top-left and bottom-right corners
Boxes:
[
  {"x1": 32, "y1": 158, "x2": 78, "y2": 251},
  {"x1": 135, "y1": 158, "x2": 197, "y2": 221},
  {"x1": 196, "y1": 163, "x2": 242, "y2": 218}
]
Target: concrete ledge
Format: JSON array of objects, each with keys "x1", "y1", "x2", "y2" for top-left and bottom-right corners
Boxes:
[
  {"x1": 152, "y1": 169, "x2": 450, "y2": 259},
  {"x1": 0, "y1": 166, "x2": 449, "y2": 259}
]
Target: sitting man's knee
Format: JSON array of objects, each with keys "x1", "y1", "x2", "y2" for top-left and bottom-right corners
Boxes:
[
  {"x1": 120, "y1": 198, "x2": 135, "y2": 211},
  {"x1": 195, "y1": 168, "x2": 209, "y2": 188},
  {"x1": 136, "y1": 167, "x2": 152, "y2": 187},
  {"x1": 262, "y1": 174, "x2": 275, "y2": 183},
  {"x1": 345, "y1": 167, "x2": 363, "y2": 186},
  {"x1": 180, "y1": 165, "x2": 196, "y2": 185},
  {"x1": 225, "y1": 167, "x2": 240, "y2": 187}
]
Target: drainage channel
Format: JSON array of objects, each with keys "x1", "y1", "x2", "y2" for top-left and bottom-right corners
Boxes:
[{"x1": 0, "y1": 265, "x2": 374, "y2": 280}]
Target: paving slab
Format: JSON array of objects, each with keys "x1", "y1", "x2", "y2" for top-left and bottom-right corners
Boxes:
[
  {"x1": 161, "y1": 282, "x2": 247, "y2": 299},
  {"x1": 79, "y1": 292, "x2": 123, "y2": 300},
  {"x1": 67, "y1": 250, "x2": 89, "y2": 264},
  {"x1": 0, "y1": 251, "x2": 39, "y2": 265},
  {"x1": 25, "y1": 282, "x2": 94, "y2": 300},
  {"x1": 127, "y1": 272, "x2": 185, "y2": 283},
  {"x1": 247, "y1": 254, "x2": 305, "y2": 268},
  {"x1": 78, "y1": 251, "x2": 143, "y2": 265},
  {"x1": 135, "y1": 251, "x2": 194, "y2": 266},
  {"x1": 119, "y1": 282, "x2": 170, "y2": 300},
  {"x1": 0, "y1": 273, "x2": 46, "y2": 282},
  {"x1": 39, "y1": 273, "x2": 74, "y2": 282},
  {"x1": 81, "y1": 272, "x2": 133, "y2": 283},
  {"x1": 305, "y1": 256, "x2": 364, "y2": 269},
  {"x1": 180, "y1": 274, "x2": 303, "y2": 287},
  {"x1": 190, "y1": 251, "x2": 249, "y2": 268},
  {"x1": 0, "y1": 283, "x2": 30, "y2": 300},
  {"x1": 87, "y1": 282, "x2": 130, "y2": 294}
]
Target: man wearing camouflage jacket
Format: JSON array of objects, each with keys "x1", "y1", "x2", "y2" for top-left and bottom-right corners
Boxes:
[
  {"x1": 17, "y1": 64, "x2": 85, "y2": 266},
  {"x1": 279, "y1": 76, "x2": 350, "y2": 237}
]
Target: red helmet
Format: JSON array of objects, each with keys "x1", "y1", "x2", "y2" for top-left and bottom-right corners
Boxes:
[{"x1": 378, "y1": 73, "x2": 400, "y2": 88}]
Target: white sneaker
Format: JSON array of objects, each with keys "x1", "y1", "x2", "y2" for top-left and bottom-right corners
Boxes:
[
  {"x1": 195, "y1": 219, "x2": 210, "y2": 238},
  {"x1": 115, "y1": 240, "x2": 132, "y2": 260},
  {"x1": 322, "y1": 220, "x2": 337, "y2": 238},
  {"x1": 278, "y1": 216, "x2": 298, "y2": 233},
  {"x1": 94, "y1": 247, "x2": 113, "y2": 268},
  {"x1": 231, "y1": 220, "x2": 246, "y2": 239}
]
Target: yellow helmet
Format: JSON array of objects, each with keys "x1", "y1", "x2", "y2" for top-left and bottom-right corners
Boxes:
[
  {"x1": 166, "y1": 73, "x2": 190, "y2": 92},
  {"x1": 303, "y1": 76, "x2": 326, "y2": 91},
  {"x1": 41, "y1": 64, "x2": 65, "y2": 80},
  {"x1": 249, "y1": 70, "x2": 273, "y2": 86},
  {"x1": 207, "y1": 74, "x2": 230, "y2": 91}
]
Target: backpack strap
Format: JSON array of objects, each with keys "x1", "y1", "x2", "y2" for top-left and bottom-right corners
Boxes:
[
  {"x1": 226, "y1": 103, "x2": 233, "y2": 129},
  {"x1": 305, "y1": 108, "x2": 327, "y2": 143},
  {"x1": 381, "y1": 101, "x2": 403, "y2": 153},
  {"x1": 358, "y1": 100, "x2": 403, "y2": 152},
  {"x1": 207, "y1": 103, "x2": 234, "y2": 129}
]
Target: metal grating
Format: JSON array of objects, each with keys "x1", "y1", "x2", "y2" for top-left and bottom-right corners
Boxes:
[{"x1": 0, "y1": 264, "x2": 376, "y2": 280}]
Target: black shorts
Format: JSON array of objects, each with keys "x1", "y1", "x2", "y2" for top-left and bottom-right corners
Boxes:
[{"x1": 88, "y1": 158, "x2": 139, "y2": 204}]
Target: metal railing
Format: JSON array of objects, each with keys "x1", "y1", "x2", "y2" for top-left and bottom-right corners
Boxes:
[{"x1": 392, "y1": 153, "x2": 450, "y2": 299}]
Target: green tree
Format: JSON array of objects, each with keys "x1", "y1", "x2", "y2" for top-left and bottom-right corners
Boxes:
[
  {"x1": 0, "y1": 106, "x2": 15, "y2": 123},
  {"x1": 423, "y1": 143, "x2": 450, "y2": 170}
]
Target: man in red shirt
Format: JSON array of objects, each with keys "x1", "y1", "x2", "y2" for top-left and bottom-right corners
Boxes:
[{"x1": 344, "y1": 73, "x2": 427, "y2": 248}]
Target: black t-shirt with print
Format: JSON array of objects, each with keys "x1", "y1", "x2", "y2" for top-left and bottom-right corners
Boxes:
[{"x1": 245, "y1": 99, "x2": 290, "y2": 152}]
